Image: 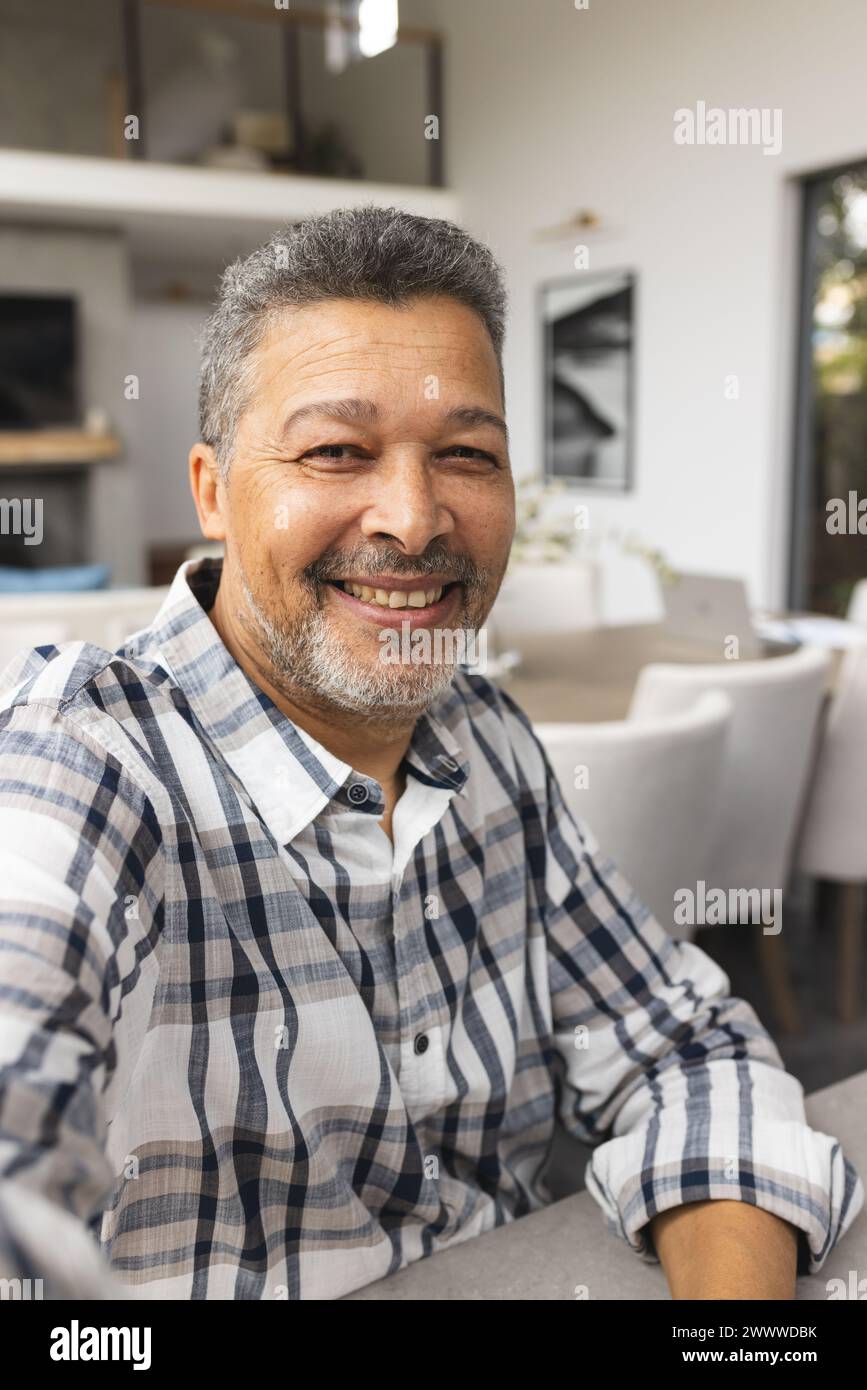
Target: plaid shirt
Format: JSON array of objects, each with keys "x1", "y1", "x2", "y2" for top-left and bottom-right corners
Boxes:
[{"x1": 0, "y1": 557, "x2": 861, "y2": 1300}]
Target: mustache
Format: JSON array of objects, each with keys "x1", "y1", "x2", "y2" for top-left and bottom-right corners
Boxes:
[{"x1": 303, "y1": 544, "x2": 489, "y2": 593}]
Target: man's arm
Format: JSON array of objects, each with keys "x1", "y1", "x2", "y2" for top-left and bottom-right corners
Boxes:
[
  {"x1": 526, "y1": 724, "x2": 863, "y2": 1290},
  {"x1": 0, "y1": 698, "x2": 163, "y2": 1297},
  {"x1": 650, "y1": 1199, "x2": 798, "y2": 1300}
]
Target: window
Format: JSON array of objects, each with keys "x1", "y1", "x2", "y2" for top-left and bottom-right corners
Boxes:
[{"x1": 791, "y1": 162, "x2": 867, "y2": 614}]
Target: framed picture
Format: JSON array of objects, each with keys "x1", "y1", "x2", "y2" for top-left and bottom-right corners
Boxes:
[{"x1": 540, "y1": 270, "x2": 636, "y2": 491}]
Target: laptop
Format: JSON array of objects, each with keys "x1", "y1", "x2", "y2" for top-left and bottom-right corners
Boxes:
[{"x1": 662, "y1": 572, "x2": 763, "y2": 658}]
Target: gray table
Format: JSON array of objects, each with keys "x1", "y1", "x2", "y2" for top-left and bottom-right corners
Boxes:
[
  {"x1": 496, "y1": 622, "x2": 824, "y2": 724},
  {"x1": 345, "y1": 1069, "x2": 867, "y2": 1300}
]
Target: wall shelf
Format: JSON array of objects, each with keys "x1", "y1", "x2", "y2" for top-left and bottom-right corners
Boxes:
[
  {"x1": 0, "y1": 149, "x2": 459, "y2": 264},
  {"x1": 0, "y1": 431, "x2": 121, "y2": 465}
]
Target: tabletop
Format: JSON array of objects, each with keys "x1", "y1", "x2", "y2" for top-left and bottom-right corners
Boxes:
[
  {"x1": 493, "y1": 622, "x2": 819, "y2": 724},
  {"x1": 345, "y1": 1068, "x2": 867, "y2": 1300}
]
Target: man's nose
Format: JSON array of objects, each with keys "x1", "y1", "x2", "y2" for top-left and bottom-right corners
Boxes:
[{"x1": 360, "y1": 456, "x2": 454, "y2": 555}]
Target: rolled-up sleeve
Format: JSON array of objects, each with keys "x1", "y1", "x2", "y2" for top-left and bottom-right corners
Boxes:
[{"x1": 540, "y1": 748, "x2": 864, "y2": 1274}]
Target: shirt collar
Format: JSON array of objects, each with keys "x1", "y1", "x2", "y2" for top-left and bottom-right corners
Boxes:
[{"x1": 144, "y1": 557, "x2": 470, "y2": 845}]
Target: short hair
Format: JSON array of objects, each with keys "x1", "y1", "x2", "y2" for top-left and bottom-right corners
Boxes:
[{"x1": 197, "y1": 205, "x2": 508, "y2": 477}]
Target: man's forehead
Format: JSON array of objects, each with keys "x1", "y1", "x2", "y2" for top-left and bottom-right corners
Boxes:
[
  {"x1": 251, "y1": 297, "x2": 504, "y2": 414},
  {"x1": 256, "y1": 296, "x2": 498, "y2": 368}
]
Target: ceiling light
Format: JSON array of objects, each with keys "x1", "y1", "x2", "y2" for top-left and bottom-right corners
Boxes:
[{"x1": 358, "y1": 0, "x2": 399, "y2": 58}]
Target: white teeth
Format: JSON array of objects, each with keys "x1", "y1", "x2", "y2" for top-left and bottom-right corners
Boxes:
[{"x1": 340, "y1": 582, "x2": 445, "y2": 607}]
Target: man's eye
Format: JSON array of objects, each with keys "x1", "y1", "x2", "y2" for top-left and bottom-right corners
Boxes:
[
  {"x1": 300, "y1": 444, "x2": 497, "y2": 464},
  {"x1": 301, "y1": 445, "x2": 364, "y2": 460},
  {"x1": 443, "y1": 446, "x2": 498, "y2": 464}
]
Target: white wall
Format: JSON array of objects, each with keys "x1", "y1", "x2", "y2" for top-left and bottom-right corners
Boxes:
[
  {"x1": 127, "y1": 299, "x2": 207, "y2": 550},
  {"x1": 433, "y1": 0, "x2": 867, "y2": 611}
]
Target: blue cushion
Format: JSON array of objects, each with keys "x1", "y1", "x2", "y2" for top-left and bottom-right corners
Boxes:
[{"x1": 0, "y1": 563, "x2": 111, "y2": 593}]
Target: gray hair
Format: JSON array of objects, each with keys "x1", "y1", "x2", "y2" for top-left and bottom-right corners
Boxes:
[{"x1": 197, "y1": 205, "x2": 508, "y2": 478}]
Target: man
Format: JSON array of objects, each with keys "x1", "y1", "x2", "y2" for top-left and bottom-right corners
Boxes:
[{"x1": 0, "y1": 208, "x2": 860, "y2": 1301}]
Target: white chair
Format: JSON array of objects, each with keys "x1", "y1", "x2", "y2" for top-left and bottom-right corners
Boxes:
[
  {"x1": 628, "y1": 645, "x2": 833, "y2": 1031},
  {"x1": 488, "y1": 559, "x2": 599, "y2": 647},
  {"x1": 847, "y1": 578, "x2": 867, "y2": 628},
  {"x1": 629, "y1": 645, "x2": 832, "y2": 894},
  {"x1": 797, "y1": 637, "x2": 867, "y2": 1021},
  {"x1": 535, "y1": 691, "x2": 732, "y2": 941}
]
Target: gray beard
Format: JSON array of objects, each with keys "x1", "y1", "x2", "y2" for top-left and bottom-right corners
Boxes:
[{"x1": 239, "y1": 573, "x2": 464, "y2": 716}]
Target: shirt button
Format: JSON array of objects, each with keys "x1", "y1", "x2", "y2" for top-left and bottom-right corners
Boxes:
[
  {"x1": 347, "y1": 782, "x2": 369, "y2": 805},
  {"x1": 437, "y1": 755, "x2": 459, "y2": 772},
  {"x1": 414, "y1": 1033, "x2": 429, "y2": 1055}
]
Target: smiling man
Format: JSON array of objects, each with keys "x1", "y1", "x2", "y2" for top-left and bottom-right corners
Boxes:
[{"x1": 0, "y1": 208, "x2": 860, "y2": 1302}]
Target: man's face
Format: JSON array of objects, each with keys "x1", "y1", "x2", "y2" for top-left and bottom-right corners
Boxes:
[{"x1": 206, "y1": 294, "x2": 515, "y2": 715}]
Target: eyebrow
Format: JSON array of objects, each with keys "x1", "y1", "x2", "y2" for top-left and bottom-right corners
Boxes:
[
  {"x1": 279, "y1": 398, "x2": 509, "y2": 441},
  {"x1": 444, "y1": 405, "x2": 509, "y2": 439}
]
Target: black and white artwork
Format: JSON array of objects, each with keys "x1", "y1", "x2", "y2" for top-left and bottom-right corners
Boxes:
[{"x1": 541, "y1": 271, "x2": 635, "y2": 490}]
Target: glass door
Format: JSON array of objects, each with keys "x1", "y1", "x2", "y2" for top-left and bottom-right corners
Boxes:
[{"x1": 791, "y1": 162, "x2": 867, "y2": 614}]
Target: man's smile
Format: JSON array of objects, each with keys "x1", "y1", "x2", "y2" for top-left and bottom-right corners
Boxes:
[{"x1": 326, "y1": 577, "x2": 464, "y2": 627}]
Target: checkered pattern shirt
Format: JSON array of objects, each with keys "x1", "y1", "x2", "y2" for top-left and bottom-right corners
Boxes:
[{"x1": 0, "y1": 557, "x2": 861, "y2": 1299}]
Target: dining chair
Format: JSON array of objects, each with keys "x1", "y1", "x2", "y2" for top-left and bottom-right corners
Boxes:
[
  {"x1": 628, "y1": 645, "x2": 833, "y2": 1031},
  {"x1": 487, "y1": 559, "x2": 599, "y2": 652},
  {"x1": 535, "y1": 690, "x2": 732, "y2": 941},
  {"x1": 796, "y1": 637, "x2": 867, "y2": 1022},
  {"x1": 847, "y1": 578, "x2": 867, "y2": 628}
]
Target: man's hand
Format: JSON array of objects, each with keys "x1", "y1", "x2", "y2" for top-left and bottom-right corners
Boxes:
[{"x1": 650, "y1": 1199, "x2": 799, "y2": 1300}]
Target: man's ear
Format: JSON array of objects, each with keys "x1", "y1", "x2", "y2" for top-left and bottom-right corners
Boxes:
[{"x1": 189, "y1": 442, "x2": 227, "y2": 542}]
